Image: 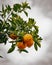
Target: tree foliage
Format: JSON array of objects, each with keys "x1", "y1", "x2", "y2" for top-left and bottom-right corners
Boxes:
[{"x1": 0, "y1": 2, "x2": 42, "y2": 56}]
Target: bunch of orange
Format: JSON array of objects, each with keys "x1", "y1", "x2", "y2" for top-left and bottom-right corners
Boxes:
[
  {"x1": 16, "y1": 34, "x2": 34, "y2": 50},
  {"x1": 9, "y1": 33, "x2": 34, "y2": 50}
]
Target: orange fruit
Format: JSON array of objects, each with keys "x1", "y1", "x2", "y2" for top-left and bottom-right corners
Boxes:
[
  {"x1": 25, "y1": 39, "x2": 34, "y2": 47},
  {"x1": 16, "y1": 42, "x2": 27, "y2": 49},
  {"x1": 23, "y1": 34, "x2": 33, "y2": 42},
  {"x1": 9, "y1": 33, "x2": 17, "y2": 40},
  {"x1": 23, "y1": 34, "x2": 34, "y2": 47}
]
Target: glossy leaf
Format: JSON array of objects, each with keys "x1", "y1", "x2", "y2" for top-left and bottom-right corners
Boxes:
[
  {"x1": 13, "y1": 4, "x2": 21, "y2": 12},
  {"x1": 0, "y1": 55, "x2": 3, "y2": 58},
  {"x1": 34, "y1": 43, "x2": 38, "y2": 51},
  {"x1": 0, "y1": 33, "x2": 8, "y2": 44},
  {"x1": 18, "y1": 49, "x2": 28, "y2": 53},
  {"x1": 6, "y1": 5, "x2": 11, "y2": 13},
  {"x1": 2, "y1": 5, "x2": 4, "y2": 12},
  {"x1": 8, "y1": 44, "x2": 15, "y2": 53},
  {"x1": 24, "y1": 11, "x2": 28, "y2": 16},
  {"x1": 37, "y1": 42, "x2": 41, "y2": 47},
  {"x1": 27, "y1": 6, "x2": 31, "y2": 9},
  {"x1": 22, "y1": 2, "x2": 28, "y2": 9}
]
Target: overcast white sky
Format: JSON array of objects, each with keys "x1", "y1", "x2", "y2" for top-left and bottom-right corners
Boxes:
[{"x1": 0, "y1": 0, "x2": 52, "y2": 65}]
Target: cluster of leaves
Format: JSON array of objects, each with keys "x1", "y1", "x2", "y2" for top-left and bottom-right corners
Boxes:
[{"x1": 0, "y1": 2, "x2": 42, "y2": 56}]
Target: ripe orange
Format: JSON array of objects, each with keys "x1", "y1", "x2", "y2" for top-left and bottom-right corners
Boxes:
[
  {"x1": 23, "y1": 34, "x2": 33, "y2": 42},
  {"x1": 9, "y1": 33, "x2": 17, "y2": 40},
  {"x1": 23, "y1": 34, "x2": 34, "y2": 47},
  {"x1": 16, "y1": 42, "x2": 27, "y2": 49},
  {"x1": 24, "y1": 39, "x2": 34, "y2": 47}
]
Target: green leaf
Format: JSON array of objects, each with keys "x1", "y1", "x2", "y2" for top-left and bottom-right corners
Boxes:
[
  {"x1": 18, "y1": 49, "x2": 28, "y2": 53},
  {"x1": 22, "y1": 2, "x2": 28, "y2": 9},
  {"x1": 8, "y1": 44, "x2": 15, "y2": 53},
  {"x1": 0, "y1": 20, "x2": 3, "y2": 31},
  {"x1": 6, "y1": 5, "x2": 11, "y2": 13},
  {"x1": 33, "y1": 26, "x2": 39, "y2": 33},
  {"x1": 27, "y1": 18, "x2": 35, "y2": 29},
  {"x1": 0, "y1": 11, "x2": 2, "y2": 12},
  {"x1": 38, "y1": 37, "x2": 42, "y2": 40},
  {"x1": 0, "y1": 33, "x2": 8, "y2": 44},
  {"x1": 2, "y1": 5, "x2": 4, "y2": 12},
  {"x1": 1, "y1": 5, "x2": 7, "y2": 18},
  {"x1": 6, "y1": 5, "x2": 11, "y2": 11},
  {"x1": 0, "y1": 55, "x2": 3, "y2": 58},
  {"x1": 28, "y1": 18, "x2": 34, "y2": 25},
  {"x1": 13, "y1": 4, "x2": 21, "y2": 12},
  {"x1": 24, "y1": 11, "x2": 28, "y2": 16},
  {"x1": 8, "y1": 18, "x2": 16, "y2": 27},
  {"x1": 37, "y1": 42, "x2": 41, "y2": 47},
  {"x1": 27, "y1": 6, "x2": 31, "y2": 9},
  {"x1": 34, "y1": 43, "x2": 38, "y2": 51},
  {"x1": 22, "y1": 49, "x2": 28, "y2": 53},
  {"x1": 11, "y1": 12, "x2": 17, "y2": 17}
]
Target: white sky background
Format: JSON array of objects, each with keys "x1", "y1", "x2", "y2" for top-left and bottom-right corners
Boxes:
[{"x1": 0, "y1": 0, "x2": 52, "y2": 65}]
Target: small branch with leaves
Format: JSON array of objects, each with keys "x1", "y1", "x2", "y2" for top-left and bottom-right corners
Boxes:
[{"x1": 0, "y1": 2, "x2": 42, "y2": 57}]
